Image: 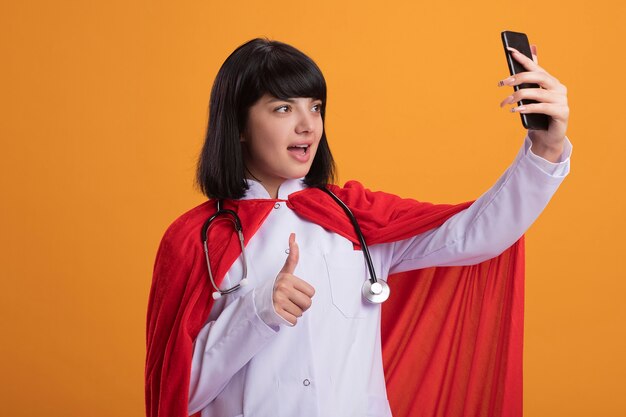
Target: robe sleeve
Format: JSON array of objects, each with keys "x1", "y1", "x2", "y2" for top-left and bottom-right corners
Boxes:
[
  {"x1": 377, "y1": 134, "x2": 571, "y2": 274},
  {"x1": 188, "y1": 286, "x2": 279, "y2": 414}
]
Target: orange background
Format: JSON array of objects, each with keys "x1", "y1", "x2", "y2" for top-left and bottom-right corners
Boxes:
[{"x1": 1, "y1": 1, "x2": 624, "y2": 416}]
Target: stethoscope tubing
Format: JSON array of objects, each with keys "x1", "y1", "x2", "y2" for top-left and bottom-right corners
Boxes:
[
  {"x1": 201, "y1": 200, "x2": 249, "y2": 298},
  {"x1": 317, "y1": 187, "x2": 379, "y2": 286},
  {"x1": 201, "y1": 188, "x2": 389, "y2": 303}
]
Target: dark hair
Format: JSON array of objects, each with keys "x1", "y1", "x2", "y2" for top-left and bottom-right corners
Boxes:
[{"x1": 196, "y1": 38, "x2": 336, "y2": 199}]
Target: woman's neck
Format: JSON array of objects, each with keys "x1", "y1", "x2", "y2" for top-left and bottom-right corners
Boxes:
[
  {"x1": 245, "y1": 176, "x2": 283, "y2": 199},
  {"x1": 263, "y1": 182, "x2": 280, "y2": 199}
]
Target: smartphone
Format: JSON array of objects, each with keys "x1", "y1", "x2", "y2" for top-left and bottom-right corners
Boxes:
[{"x1": 501, "y1": 30, "x2": 549, "y2": 130}]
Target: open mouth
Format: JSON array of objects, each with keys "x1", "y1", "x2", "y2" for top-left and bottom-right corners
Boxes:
[{"x1": 287, "y1": 144, "x2": 310, "y2": 155}]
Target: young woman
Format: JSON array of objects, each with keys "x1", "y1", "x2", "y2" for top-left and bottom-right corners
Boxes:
[{"x1": 146, "y1": 38, "x2": 571, "y2": 417}]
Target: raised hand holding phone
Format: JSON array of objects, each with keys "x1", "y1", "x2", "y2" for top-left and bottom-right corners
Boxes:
[{"x1": 498, "y1": 31, "x2": 570, "y2": 162}]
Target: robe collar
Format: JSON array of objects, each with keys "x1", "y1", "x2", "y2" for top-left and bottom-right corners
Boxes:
[{"x1": 242, "y1": 177, "x2": 307, "y2": 200}]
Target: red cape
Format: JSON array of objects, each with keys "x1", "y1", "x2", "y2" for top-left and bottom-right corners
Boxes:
[{"x1": 145, "y1": 181, "x2": 524, "y2": 417}]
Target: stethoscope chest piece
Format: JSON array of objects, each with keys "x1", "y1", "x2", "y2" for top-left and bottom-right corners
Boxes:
[{"x1": 362, "y1": 279, "x2": 390, "y2": 304}]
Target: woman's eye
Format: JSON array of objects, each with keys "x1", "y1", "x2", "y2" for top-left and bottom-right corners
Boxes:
[
  {"x1": 312, "y1": 103, "x2": 322, "y2": 112},
  {"x1": 275, "y1": 105, "x2": 290, "y2": 113}
]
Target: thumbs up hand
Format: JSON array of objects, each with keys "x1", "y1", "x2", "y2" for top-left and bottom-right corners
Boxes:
[{"x1": 273, "y1": 233, "x2": 316, "y2": 326}]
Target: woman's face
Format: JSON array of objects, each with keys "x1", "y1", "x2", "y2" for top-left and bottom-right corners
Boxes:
[{"x1": 241, "y1": 93, "x2": 324, "y2": 195}]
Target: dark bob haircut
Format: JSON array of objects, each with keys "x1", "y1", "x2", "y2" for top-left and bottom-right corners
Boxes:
[{"x1": 196, "y1": 38, "x2": 336, "y2": 199}]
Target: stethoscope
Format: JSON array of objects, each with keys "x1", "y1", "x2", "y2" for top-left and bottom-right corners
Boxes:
[{"x1": 200, "y1": 187, "x2": 390, "y2": 304}]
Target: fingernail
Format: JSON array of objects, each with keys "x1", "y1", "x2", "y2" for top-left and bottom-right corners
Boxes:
[
  {"x1": 498, "y1": 76, "x2": 515, "y2": 87},
  {"x1": 507, "y1": 47, "x2": 519, "y2": 54},
  {"x1": 500, "y1": 95, "x2": 515, "y2": 107},
  {"x1": 511, "y1": 105, "x2": 526, "y2": 112}
]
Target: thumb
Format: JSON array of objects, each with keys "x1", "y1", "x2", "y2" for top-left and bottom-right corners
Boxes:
[
  {"x1": 530, "y1": 44, "x2": 539, "y2": 64},
  {"x1": 280, "y1": 233, "x2": 300, "y2": 274}
]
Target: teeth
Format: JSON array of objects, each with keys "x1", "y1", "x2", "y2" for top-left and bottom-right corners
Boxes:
[{"x1": 288, "y1": 144, "x2": 309, "y2": 155}]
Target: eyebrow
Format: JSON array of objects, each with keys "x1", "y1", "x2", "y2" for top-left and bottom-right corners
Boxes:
[
  {"x1": 265, "y1": 97, "x2": 321, "y2": 104},
  {"x1": 266, "y1": 97, "x2": 294, "y2": 104}
]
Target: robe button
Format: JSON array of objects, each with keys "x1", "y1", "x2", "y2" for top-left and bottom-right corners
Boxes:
[
  {"x1": 285, "y1": 249, "x2": 290, "y2": 254},
  {"x1": 274, "y1": 202, "x2": 280, "y2": 209},
  {"x1": 303, "y1": 379, "x2": 311, "y2": 386}
]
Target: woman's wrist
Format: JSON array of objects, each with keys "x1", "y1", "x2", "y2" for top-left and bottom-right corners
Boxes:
[{"x1": 529, "y1": 133, "x2": 565, "y2": 163}]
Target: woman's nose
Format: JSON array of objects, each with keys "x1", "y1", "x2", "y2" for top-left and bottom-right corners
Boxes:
[{"x1": 295, "y1": 108, "x2": 315, "y2": 134}]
